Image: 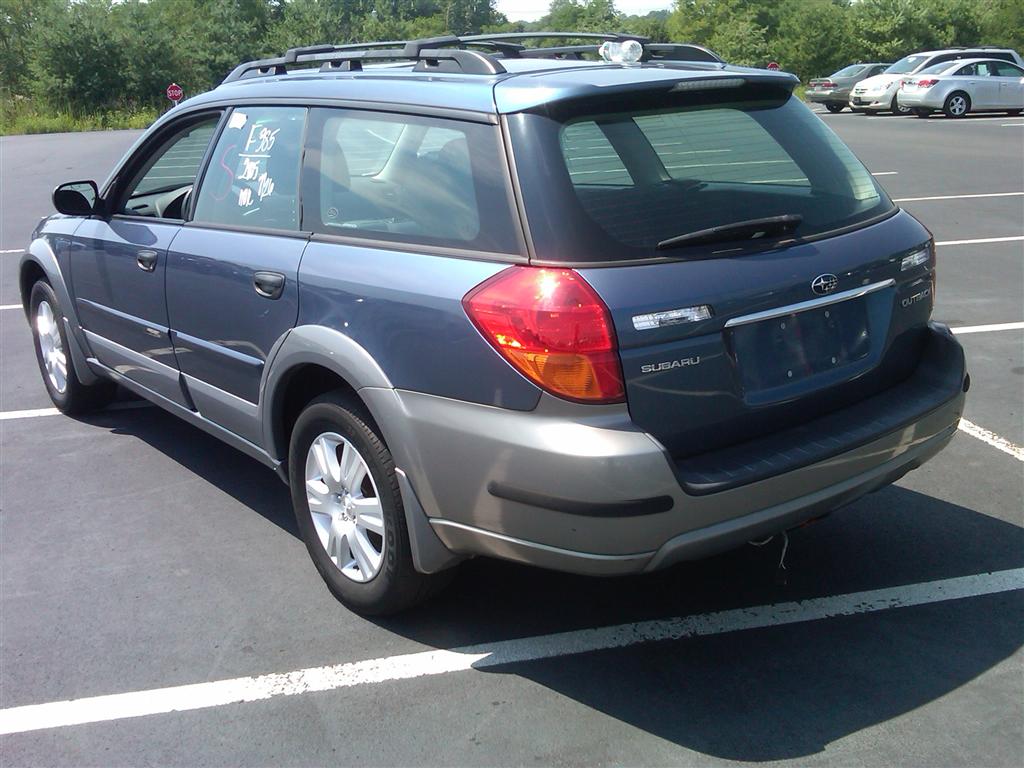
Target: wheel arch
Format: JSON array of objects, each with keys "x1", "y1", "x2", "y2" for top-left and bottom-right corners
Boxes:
[
  {"x1": 19, "y1": 240, "x2": 100, "y2": 385},
  {"x1": 261, "y1": 325, "x2": 393, "y2": 468}
]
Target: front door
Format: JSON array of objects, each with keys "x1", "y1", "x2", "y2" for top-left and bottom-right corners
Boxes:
[
  {"x1": 166, "y1": 106, "x2": 309, "y2": 444},
  {"x1": 70, "y1": 114, "x2": 222, "y2": 406}
]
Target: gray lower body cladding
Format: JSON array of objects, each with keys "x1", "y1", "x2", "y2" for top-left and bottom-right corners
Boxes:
[{"x1": 362, "y1": 324, "x2": 967, "y2": 576}]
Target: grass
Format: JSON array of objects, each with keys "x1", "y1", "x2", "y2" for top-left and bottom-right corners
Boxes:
[{"x1": 0, "y1": 98, "x2": 160, "y2": 136}]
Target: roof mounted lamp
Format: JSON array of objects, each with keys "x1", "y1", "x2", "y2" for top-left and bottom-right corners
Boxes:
[{"x1": 599, "y1": 39, "x2": 643, "y2": 65}]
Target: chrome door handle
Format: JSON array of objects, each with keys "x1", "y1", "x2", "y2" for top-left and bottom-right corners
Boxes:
[
  {"x1": 253, "y1": 271, "x2": 285, "y2": 300},
  {"x1": 136, "y1": 250, "x2": 158, "y2": 272}
]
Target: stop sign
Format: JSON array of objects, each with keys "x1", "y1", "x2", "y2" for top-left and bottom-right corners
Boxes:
[
  {"x1": 166, "y1": 83, "x2": 183, "y2": 103},
  {"x1": 766, "y1": 61, "x2": 780, "y2": 71}
]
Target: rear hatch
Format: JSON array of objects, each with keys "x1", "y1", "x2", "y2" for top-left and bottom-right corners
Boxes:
[{"x1": 504, "y1": 73, "x2": 936, "y2": 460}]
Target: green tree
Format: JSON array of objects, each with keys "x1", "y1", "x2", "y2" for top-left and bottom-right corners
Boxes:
[{"x1": 775, "y1": 0, "x2": 853, "y2": 78}]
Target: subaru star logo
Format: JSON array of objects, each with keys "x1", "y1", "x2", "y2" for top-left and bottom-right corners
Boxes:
[{"x1": 811, "y1": 273, "x2": 839, "y2": 296}]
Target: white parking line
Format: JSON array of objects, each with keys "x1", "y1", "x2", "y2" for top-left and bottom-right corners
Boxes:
[
  {"x1": 0, "y1": 567, "x2": 1020, "y2": 736},
  {"x1": 894, "y1": 192, "x2": 1024, "y2": 202},
  {"x1": 958, "y1": 419, "x2": 1024, "y2": 462},
  {"x1": 1, "y1": 304, "x2": 21, "y2": 311},
  {"x1": 0, "y1": 402, "x2": 152, "y2": 421},
  {"x1": 952, "y1": 322, "x2": 1024, "y2": 335},
  {"x1": 935, "y1": 236, "x2": 1024, "y2": 247},
  {"x1": 0, "y1": 248, "x2": 23, "y2": 254},
  {"x1": 871, "y1": 171, "x2": 898, "y2": 176},
  {"x1": 0, "y1": 407, "x2": 59, "y2": 421}
]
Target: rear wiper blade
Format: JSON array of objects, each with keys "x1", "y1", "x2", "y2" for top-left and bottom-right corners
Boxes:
[{"x1": 656, "y1": 214, "x2": 803, "y2": 251}]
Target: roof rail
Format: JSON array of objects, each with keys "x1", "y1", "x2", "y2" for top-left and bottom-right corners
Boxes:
[
  {"x1": 511, "y1": 41, "x2": 722, "y2": 64},
  {"x1": 222, "y1": 32, "x2": 723, "y2": 84},
  {"x1": 223, "y1": 35, "x2": 508, "y2": 83}
]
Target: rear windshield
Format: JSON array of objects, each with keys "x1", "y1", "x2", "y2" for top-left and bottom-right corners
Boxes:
[
  {"x1": 508, "y1": 84, "x2": 894, "y2": 263},
  {"x1": 918, "y1": 61, "x2": 959, "y2": 75},
  {"x1": 832, "y1": 65, "x2": 867, "y2": 78}
]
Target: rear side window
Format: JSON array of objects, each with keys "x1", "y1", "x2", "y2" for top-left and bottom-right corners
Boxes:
[
  {"x1": 192, "y1": 106, "x2": 307, "y2": 231},
  {"x1": 832, "y1": 65, "x2": 866, "y2": 78},
  {"x1": 303, "y1": 108, "x2": 520, "y2": 254},
  {"x1": 995, "y1": 61, "x2": 1024, "y2": 76},
  {"x1": 508, "y1": 86, "x2": 893, "y2": 263}
]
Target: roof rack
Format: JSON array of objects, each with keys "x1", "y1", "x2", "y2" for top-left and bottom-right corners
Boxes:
[
  {"x1": 223, "y1": 32, "x2": 723, "y2": 84},
  {"x1": 223, "y1": 35, "x2": 510, "y2": 82},
  {"x1": 506, "y1": 41, "x2": 722, "y2": 64}
]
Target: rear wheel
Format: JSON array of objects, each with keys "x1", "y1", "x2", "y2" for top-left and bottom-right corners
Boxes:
[
  {"x1": 29, "y1": 280, "x2": 115, "y2": 414},
  {"x1": 825, "y1": 103, "x2": 845, "y2": 114},
  {"x1": 890, "y1": 95, "x2": 911, "y2": 115},
  {"x1": 944, "y1": 92, "x2": 970, "y2": 118},
  {"x1": 288, "y1": 391, "x2": 452, "y2": 615}
]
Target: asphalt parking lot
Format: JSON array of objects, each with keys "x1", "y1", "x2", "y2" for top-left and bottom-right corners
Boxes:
[{"x1": 1, "y1": 107, "x2": 1022, "y2": 766}]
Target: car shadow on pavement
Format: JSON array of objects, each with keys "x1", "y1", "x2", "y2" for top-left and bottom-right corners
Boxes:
[
  {"x1": 82, "y1": 404, "x2": 299, "y2": 538},
  {"x1": 82, "y1": 405, "x2": 1022, "y2": 761},
  {"x1": 375, "y1": 485, "x2": 1023, "y2": 762}
]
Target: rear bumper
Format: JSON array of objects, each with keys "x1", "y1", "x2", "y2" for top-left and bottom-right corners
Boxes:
[
  {"x1": 897, "y1": 91, "x2": 942, "y2": 109},
  {"x1": 806, "y1": 89, "x2": 849, "y2": 103},
  {"x1": 364, "y1": 324, "x2": 967, "y2": 576}
]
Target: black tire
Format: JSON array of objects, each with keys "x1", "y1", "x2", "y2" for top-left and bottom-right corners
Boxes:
[
  {"x1": 1007, "y1": 109, "x2": 1022, "y2": 116},
  {"x1": 864, "y1": 109, "x2": 879, "y2": 116},
  {"x1": 288, "y1": 390, "x2": 453, "y2": 615},
  {"x1": 943, "y1": 91, "x2": 970, "y2": 118},
  {"x1": 890, "y1": 95, "x2": 911, "y2": 115},
  {"x1": 825, "y1": 103, "x2": 845, "y2": 113},
  {"x1": 913, "y1": 108, "x2": 933, "y2": 118},
  {"x1": 29, "y1": 280, "x2": 116, "y2": 414}
]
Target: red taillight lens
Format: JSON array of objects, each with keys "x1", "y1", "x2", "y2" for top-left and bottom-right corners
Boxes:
[
  {"x1": 917, "y1": 79, "x2": 939, "y2": 88},
  {"x1": 463, "y1": 266, "x2": 625, "y2": 403},
  {"x1": 821, "y1": 80, "x2": 835, "y2": 88}
]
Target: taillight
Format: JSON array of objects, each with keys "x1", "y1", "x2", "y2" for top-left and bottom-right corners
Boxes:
[
  {"x1": 820, "y1": 80, "x2": 835, "y2": 88},
  {"x1": 917, "y1": 79, "x2": 939, "y2": 88},
  {"x1": 463, "y1": 266, "x2": 625, "y2": 404}
]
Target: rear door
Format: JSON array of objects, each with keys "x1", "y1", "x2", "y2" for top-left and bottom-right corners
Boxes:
[
  {"x1": 165, "y1": 106, "x2": 308, "y2": 444},
  {"x1": 71, "y1": 114, "x2": 221, "y2": 406},
  {"x1": 993, "y1": 61, "x2": 1024, "y2": 107}
]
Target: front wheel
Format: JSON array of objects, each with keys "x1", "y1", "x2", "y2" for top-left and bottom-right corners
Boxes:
[
  {"x1": 825, "y1": 103, "x2": 845, "y2": 114},
  {"x1": 913, "y1": 108, "x2": 933, "y2": 118},
  {"x1": 944, "y1": 92, "x2": 970, "y2": 118},
  {"x1": 288, "y1": 391, "x2": 453, "y2": 615},
  {"x1": 29, "y1": 280, "x2": 115, "y2": 414},
  {"x1": 891, "y1": 95, "x2": 911, "y2": 115}
]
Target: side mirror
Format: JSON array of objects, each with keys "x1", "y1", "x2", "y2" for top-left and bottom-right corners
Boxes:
[{"x1": 53, "y1": 180, "x2": 100, "y2": 216}]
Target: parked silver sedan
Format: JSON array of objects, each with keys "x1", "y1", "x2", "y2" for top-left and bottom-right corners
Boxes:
[{"x1": 898, "y1": 58, "x2": 1024, "y2": 118}]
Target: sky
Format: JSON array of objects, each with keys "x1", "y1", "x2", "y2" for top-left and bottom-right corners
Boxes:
[{"x1": 495, "y1": 1, "x2": 675, "y2": 22}]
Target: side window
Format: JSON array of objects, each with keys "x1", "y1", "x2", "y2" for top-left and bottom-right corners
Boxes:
[
  {"x1": 119, "y1": 117, "x2": 220, "y2": 220},
  {"x1": 303, "y1": 108, "x2": 520, "y2": 253},
  {"x1": 995, "y1": 61, "x2": 1024, "y2": 77},
  {"x1": 955, "y1": 64, "x2": 975, "y2": 76},
  {"x1": 975, "y1": 62, "x2": 995, "y2": 77},
  {"x1": 192, "y1": 107, "x2": 307, "y2": 231},
  {"x1": 560, "y1": 122, "x2": 633, "y2": 186}
]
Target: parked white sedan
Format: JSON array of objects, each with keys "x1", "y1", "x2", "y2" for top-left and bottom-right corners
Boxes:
[{"x1": 898, "y1": 58, "x2": 1024, "y2": 118}]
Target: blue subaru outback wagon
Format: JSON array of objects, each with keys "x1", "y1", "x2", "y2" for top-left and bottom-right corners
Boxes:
[{"x1": 21, "y1": 34, "x2": 968, "y2": 614}]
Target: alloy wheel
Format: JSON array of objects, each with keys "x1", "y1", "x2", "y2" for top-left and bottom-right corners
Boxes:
[
  {"x1": 35, "y1": 300, "x2": 67, "y2": 394},
  {"x1": 949, "y1": 95, "x2": 968, "y2": 116},
  {"x1": 304, "y1": 431, "x2": 385, "y2": 582}
]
